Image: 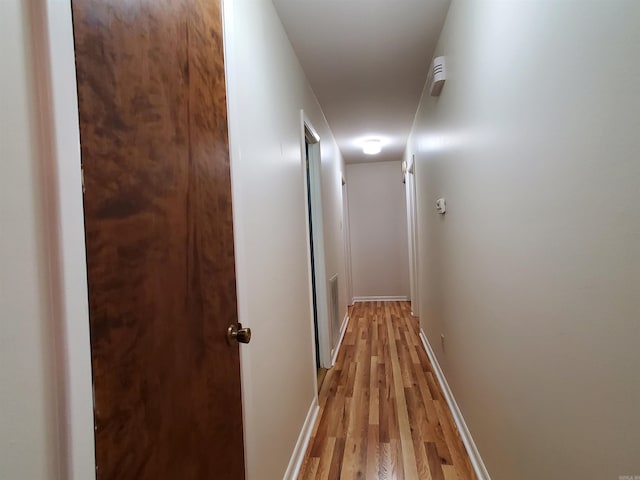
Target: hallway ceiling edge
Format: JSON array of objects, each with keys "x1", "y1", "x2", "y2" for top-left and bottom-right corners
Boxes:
[{"x1": 272, "y1": 0, "x2": 451, "y2": 164}]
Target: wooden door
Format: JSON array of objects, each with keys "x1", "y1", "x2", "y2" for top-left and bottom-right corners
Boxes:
[{"x1": 71, "y1": 1, "x2": 245, "y2": 478}]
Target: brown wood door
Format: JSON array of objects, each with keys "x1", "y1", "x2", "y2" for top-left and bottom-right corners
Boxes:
[{"x1": 71, "y1": 1, "x2": 245, "y2": 478}]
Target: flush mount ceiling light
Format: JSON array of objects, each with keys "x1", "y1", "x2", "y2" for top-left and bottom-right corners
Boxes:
[{"x1": 362, "y1": 139, "x2": 382, "y2": 155}]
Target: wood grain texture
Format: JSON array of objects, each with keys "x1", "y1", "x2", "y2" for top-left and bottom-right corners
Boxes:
[
  {"x1": 72, "y1": 0, "x2": 244, "y2": 478},
  {"x1": 299, "y1": 302, "x2": 477, "y2": 480}
]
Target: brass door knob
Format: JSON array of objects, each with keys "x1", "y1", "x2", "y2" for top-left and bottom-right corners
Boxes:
[{"x1": 227, "y1": 323, "x2": 251, "y2": 344}]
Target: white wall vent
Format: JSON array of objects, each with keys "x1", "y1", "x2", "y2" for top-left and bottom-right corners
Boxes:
[{"x1": 429, "y1": 56, "x2": 446, "y2": 97}]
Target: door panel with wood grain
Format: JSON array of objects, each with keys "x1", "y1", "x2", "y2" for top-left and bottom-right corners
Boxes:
[{"x1": 71, "y1": 0, "x2": 244, "y2": 478}]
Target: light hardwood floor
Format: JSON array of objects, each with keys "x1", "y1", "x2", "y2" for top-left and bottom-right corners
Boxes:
[{"x1": 299, "y1": 301, "x2": 477, "y2": 480}]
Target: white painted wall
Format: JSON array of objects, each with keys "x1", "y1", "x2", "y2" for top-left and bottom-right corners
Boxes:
[
  {"x1": 223, "y1": 1, "x2": 347, "y2": 478},
  {"x1": 319, "y1": 130, "x2": 350, "y2": 334},
  {"x1": 346, "y1": 161, "x2": 410, "y2": 300},
  {"x1": 2, "y1": 2, "x2": 57, "y2": 478},
  {"x1": 1, "y1": 2, "x2": 95, "y2": 480},
  {"x1": 407, "y1": 1, "x2": 640, "y2": 478}
]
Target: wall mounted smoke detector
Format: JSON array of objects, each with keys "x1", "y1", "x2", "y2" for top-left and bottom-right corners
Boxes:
[{"x1": 429, "y1": 56, "x2": 446, "y2": 97}]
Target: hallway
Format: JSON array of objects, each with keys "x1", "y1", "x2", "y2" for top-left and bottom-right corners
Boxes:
[
  {"x1": 299, "y1": 302, "x2": 476, "y2": 479},
  {"x1": 4, "y1": 0, "x2": 640, "y2": 478}
]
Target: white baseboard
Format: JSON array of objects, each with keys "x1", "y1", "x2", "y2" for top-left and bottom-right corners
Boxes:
[
  {"x1": 283, "y1": 398, "x2": 320, "y2": 480},
  {"x1": 331, "y1": 312, "x2": 349, "y2": 366},
  {"x1": 419, "y1": 330, "x2": 491, "y2": 480},
  {"x1": 352, "y1": 295, "x2": 410, "y2": 302}
]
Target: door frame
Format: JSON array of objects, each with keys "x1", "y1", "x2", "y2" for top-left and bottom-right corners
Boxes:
[
  {"x1": 341, "y1": 174, "x2": 354, "y2": 306},
  {"x1": 37, "y1": 1, "x2": 250, "y2": 478},
  {"x1": 405, "y1": 154, "x2": 420, "y2": 317},
  {"x1": 300, "y1": 111, "x2": 332, "y2": 370},
  {"x1": 28, "y1": 0, "x2": 96, "y2": 478}
]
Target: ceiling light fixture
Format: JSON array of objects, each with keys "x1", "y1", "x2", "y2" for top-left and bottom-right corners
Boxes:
[{"x1": 362, "y1": 139, "x2": 382, "y2": 155}]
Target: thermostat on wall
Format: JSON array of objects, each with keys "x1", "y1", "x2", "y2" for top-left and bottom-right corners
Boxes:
[{"x1": 436, "y1": 198, "x2": 446, "y2": 214}]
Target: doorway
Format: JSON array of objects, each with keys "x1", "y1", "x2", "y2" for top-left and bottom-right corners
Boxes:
[
  {"x1": 341, "y1": 175, "x2": 354, "y2": 307},
  {"x1": 302, "y1": 118, "x2": 331, "y2": 390},
  {"x1": 306, "y1": 139, "x2": 326, "y2": 389},
  {"x1": 405, "y1": 154, "x2": 420, "y2": 317},
  {"x1": 71, "y1": 1, "x2": 246, "y2": 478},
  {"x1": 305, "y1": 139, "x2": 321, "y2": 372}
]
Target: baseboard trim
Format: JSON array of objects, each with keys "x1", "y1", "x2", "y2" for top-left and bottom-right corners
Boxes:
[
  {"x1": 419, "y1": 330, "x2": 491, "y2": 480},
  {"x1": 283, "y1": 397, "x2": 320, "y2": 480},
  {"x1": 331, "y1": 312, "x2": 349, "y2": 366},
  {"x1": 352, "y1": 296, "x2": 410, "y2": 302}
]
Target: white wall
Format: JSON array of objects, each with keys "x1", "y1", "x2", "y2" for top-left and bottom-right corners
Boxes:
[
  {"x1": 347, "y1": 161, "x2": 410, "y2": 300},
  {"x1": 407, "y1": 1, "x2": 640, "y2": 479},
  {"x1": 223, "y1": 1, "x2": 347, "y2": 478},
  {"x1": 1, "y1": 2, "x2": 95, "y2": 480},
  {"x1": 319, "y1": 133, "x2": 350, "y2": 331},
  {"x1": 1, "y1": 2, "x2": 58, "y2": 478}
]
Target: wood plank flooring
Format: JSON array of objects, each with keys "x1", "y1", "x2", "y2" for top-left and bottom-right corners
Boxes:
[
  {"x1": 299, "y1": 301, "x2": 477, "y2": 480},
  {"x1": 318, "y1": 368, "x2": 330, "y2": 393}
]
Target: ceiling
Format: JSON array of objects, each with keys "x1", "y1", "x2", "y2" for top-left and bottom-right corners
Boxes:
[{"x1": 272, "y1": 0, "x2": 451, "y2": 164}]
